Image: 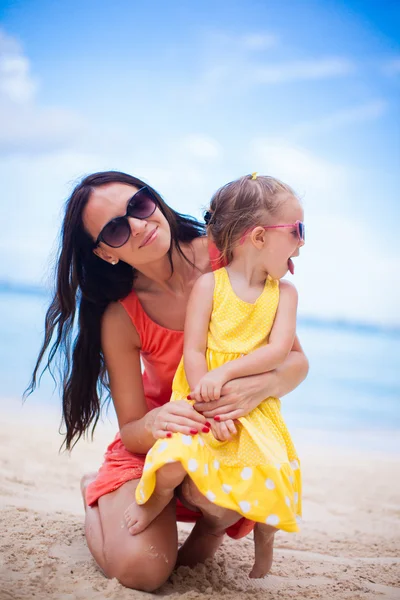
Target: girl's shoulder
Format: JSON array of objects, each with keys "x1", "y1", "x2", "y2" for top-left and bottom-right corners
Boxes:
[
  {"x1": 277, "y1": 278, "x2": 298, "y2": 301},
  {"x1": 192, "y1": 269, "x2": 215, "y2": 295}
]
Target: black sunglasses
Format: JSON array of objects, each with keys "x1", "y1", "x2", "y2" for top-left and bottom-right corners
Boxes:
[{"x1": 93, "y1": 186, "x2": 157, "y2": 248}]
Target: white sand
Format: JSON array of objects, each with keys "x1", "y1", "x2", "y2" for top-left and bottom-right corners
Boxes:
[{"x1": 1, "y1": 398, "x2": 399, "y2": 600}]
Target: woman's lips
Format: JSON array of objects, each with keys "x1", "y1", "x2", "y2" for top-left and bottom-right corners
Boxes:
[
  {"x1": 288, "y1": 257, "x2": 295, "y2": 274},
  {"x1": 140, "y1": 227, "x2": 158, "y2": 248}
]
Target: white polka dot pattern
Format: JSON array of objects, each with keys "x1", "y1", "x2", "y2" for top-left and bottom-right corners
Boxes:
[
  {"x1": 135, "y1": 267, "x2": 302, "y2": 534},
  {"x1": 266, "y1": 514, "x2": 280, "y2": 526}
]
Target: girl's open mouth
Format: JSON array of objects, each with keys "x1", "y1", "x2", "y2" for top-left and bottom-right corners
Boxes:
[{"x1": 288, "y1": 258, "x2": 295, "y2": 274}]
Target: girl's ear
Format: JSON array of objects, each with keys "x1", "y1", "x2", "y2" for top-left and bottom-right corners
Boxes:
[
  {"x1": 249, "y1": 226, "x2": 266, "y2": 249},
  {"x1": 93, "y1": 245, "x2": 118, "y2": 265}
]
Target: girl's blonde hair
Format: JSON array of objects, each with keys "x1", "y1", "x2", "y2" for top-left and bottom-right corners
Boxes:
[{"x1": 207, "y1": 174, "x2": 297, "y2": 264}]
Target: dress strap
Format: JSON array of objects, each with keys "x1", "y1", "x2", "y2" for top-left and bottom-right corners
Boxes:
[
  {"x1": 119, "y1": 291, "x2": 147, "y2": 347},
  {"x1": 208, "y1": 241, "x2": 226, "y2": 271}
]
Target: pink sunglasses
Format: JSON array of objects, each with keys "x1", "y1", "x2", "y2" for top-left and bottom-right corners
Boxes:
[{"x1": 240, "y1": 220, "x2": 305, "y2": 244}]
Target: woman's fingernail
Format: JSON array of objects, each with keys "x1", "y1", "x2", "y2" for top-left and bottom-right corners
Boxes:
[
  {"x1": 166, "y1": 432, "x2": 172, "y2": 438},
  {"x1": 202, "y1": 427, "x2": 210, "y2": 433},
  {"x1": 190, "y1": 429, "x2": 198, "y2": 435},
  {"x1": 205, "y1": 421, "x2": 211, "y2": 427},
  {"x1": 214, "y1": 416, "x2": 221, "y2": 422},
  {"x1": 187, "y1": 394, "x2": 192, "y2": 399}
]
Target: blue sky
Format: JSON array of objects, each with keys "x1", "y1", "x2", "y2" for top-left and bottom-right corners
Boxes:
[{"x1": 0, "y1": 0, "x2": 399, "y2": 325}]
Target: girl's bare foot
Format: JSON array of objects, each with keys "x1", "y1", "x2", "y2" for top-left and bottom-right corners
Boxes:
[
  {"x1": 249, "y1": 523, "x2": 276, "y2": 578},
  {"x1": 124, "y1": 491, "x2": 174, "y2": 535}
]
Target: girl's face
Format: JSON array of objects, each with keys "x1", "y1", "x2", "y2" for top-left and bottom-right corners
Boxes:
[
  {"x1": 83, "y1": 182, "x2": 172, "y2": 267},
  {"x1": 254, "y1": 194, "x2": 305, "y2": 280}
]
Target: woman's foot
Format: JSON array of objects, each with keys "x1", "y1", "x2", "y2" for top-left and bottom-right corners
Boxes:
[
  {"x1": 124, "y1": 491, "x2": 174, "y2": 535},
  {"x1": 80, "y1": 472, "x2": 98, "y2": 511},
  {"x1": 177, "y1": 519, "x2": 225, "y2": 568},
  {"x1": 249, "y1": 523, "x2": 276, "y2": 578},
  {"x1": 177, "y1": 476, "x2": 240, "y2": 567}
]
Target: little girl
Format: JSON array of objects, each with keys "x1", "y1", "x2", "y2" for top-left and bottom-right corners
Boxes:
[{"x1": 124, "y1": 174, "x2": 305, "y2": 577}]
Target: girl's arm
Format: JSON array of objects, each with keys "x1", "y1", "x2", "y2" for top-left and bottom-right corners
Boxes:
[
  {"x1": 193, "y1": 280, "x2": 298, "y2": 401},
  {"x1": 224, "y1": 280, "x2": 298, "y2": 380},
  {"x1": 101, "y1": 302, "x2": 206, "y2": 453},
  {"x1": 194, "y1": 335, "x2": 308, "y2": 420},
  {"x1": 183, "y1": 272, "x2": 214, "y2": 390}
]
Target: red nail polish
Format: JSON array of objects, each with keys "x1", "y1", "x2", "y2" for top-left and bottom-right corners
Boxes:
[
  {"x1": 190, "y1": 429, "x2": 198, "y2": 435},
  {"x1": 187, "y1": 394, "x2": 192, "y2": 399},
  {"x1": 205, "y1": 421, "x2": 211, "y2": 427},
  {"x1": 214, "y1": 416, "x2": 221, "y2": 422},
  {"x1": 202, "y1": 427, "x2": 210, "y2": 433},
  {"x1": 166, "y1": 432, "x2": 172, "y2": 438}
]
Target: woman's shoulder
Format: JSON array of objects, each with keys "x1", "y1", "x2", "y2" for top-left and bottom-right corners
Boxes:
[
  {"x1": 185, "y1": 235, "x2": 212, "y2": 274},
  {"x1": 102, "y1": 300, "x2": 141, "y2": 348}
]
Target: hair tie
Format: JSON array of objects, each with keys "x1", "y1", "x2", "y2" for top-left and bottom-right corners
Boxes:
[
  {"x1": 204, "y1": 210, "x2": 212, "y2": 224},
  {"x1": 251, "y1": 172, "x2": 258, "y2": 180}
]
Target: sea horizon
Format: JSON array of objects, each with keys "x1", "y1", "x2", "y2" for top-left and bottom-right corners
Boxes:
[
  {"x1": 1, "y1": 281, "x2": 399, "y2": 338},
  {"x1": 1, "y1": 288, "x2": 399, "y2": 455}
]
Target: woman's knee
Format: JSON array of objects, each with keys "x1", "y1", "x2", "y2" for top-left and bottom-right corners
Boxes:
[{"x1": 111, "y1": 552, "x2": 174, "y2": 591}]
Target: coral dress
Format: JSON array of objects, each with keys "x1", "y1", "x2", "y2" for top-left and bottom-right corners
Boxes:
[
  {"x1": 86, "y1": 246, "x2": 254, "y2": 539},
  {"x1": 136, "y1": 267, "x2": 302, "y2": 532}
]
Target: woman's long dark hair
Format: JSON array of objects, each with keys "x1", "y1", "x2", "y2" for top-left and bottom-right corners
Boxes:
[{"x1": 25, "y1": 171, "x2": 205, "y2": 450}]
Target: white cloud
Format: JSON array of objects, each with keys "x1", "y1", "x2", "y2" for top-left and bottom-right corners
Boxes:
[
  {"x1": 183, "y1": 135, "x2": 222, "y2": 160},
  {"x1": 0, "y1": 28, "x2": 85, "y2": 155},
  {"x1": 1, "y1": 135, "x2": 398, "y2": 326},
  {"x1": 287, "y1": 100, "x2": 387, "y2": 139},
  {"x1": 205, "y1": 30, "x2": 278, "y2": 53},
  {"x1": 294, "y1": 214, "x2": 400, "y2": 326},
  {"x1": 251, "y1": 138, "x2": 399, "y2": 325},
  {"x1": 251, "y1": 57, "x2": 355, "y2": 84},
  {"x1": 0, "y1": 105, "x2": 88, "y2": 154},
  {"x1": 252, "y1": 138, "x2": 347, "y2": 204},
  {"x1": 0, "y1": 30, "x2": 37, "y2": 103},
  {"x1": 240, "y1": 33, "x2": 278, "y2": 50},
  {"x1": 182, "y1": 40, "x2": 355, "y2": 104},
  {"x1": 0, "y1": 150, "x2": 111, "y2": 284}
]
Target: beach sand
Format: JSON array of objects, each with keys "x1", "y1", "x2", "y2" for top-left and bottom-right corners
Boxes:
[{"x1": 1, "y1": 399, "x2": 399, "y2": 600}]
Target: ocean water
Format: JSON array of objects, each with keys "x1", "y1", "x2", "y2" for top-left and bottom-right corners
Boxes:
[{"x1": 1, "y1": 292, "x2": 399, "y2": 451}]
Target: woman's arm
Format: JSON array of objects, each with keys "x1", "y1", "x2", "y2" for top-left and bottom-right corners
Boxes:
[
  {"x1": 257, "y1": 334, "x2": 309, "y2": 398},
  {"x1": 101, "y1": 302, "x2": 206, "y2": 453},
  {"x1": 194, "y1": 334, "x2": 309, "y2": 420}
]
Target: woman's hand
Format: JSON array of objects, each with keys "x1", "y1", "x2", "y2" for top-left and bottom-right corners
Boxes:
[
  {"x1": 150, "y1": 400, "x2": 209, "y2": 439},
  {"x1": 194, "y1": 375, "x2": 269, "y2": 421}
]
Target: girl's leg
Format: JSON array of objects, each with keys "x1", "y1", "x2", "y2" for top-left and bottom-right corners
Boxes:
[
  {"x1": 124, "y1": 462, "x2": 186, "y2": 535},
  {"x1": 250, "y1": 523, "x2": 277, "y2": 578},
  {"x1": 81, "y1": 476, "x2": 178, "y2": 592}
]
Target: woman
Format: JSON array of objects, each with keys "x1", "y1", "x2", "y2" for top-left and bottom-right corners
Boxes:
[{"x1": 27, "y1": 171, "x2": 308, "y2": 591}]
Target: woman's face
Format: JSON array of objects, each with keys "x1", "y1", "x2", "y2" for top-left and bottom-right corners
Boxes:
[{"x1": 83, "y1": 182, "x2": 172, "y2": 267}]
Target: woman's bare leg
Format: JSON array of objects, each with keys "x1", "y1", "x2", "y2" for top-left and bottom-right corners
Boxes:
[
  {"x1": 81, "y1": 477, "x2": 178, "y2": 591},
  {"x1": 177, "y1": 477, "x2": 241, "y2": 567},
  {"x1": 124, "y1": 462, "x2": 186, "y2": 535},
  {"x1": 81, "y1": 474, "x2": 108, "y2": 574},
  {"x1": 249, "y1": 523, "x2": 276, "y2": 578}
]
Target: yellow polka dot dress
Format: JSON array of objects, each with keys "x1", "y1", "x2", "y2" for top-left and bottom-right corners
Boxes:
[{"x1": 136, "y1": 268, "x2": 302, "y2": 532}]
